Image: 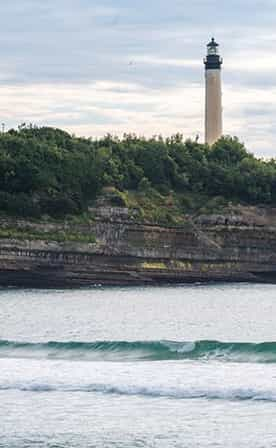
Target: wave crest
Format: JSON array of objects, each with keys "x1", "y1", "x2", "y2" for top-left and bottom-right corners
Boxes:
[
  {"x1": 1, "y1": 339, "x2": 276, "y2": 363},
  {"x1": 1, "y1": 381, "x2": 276, "y2": 402}
]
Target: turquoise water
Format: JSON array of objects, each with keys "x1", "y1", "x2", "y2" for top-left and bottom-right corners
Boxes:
[{"x1": 1, "y1": 283, "x2": 276, "y2": 447}]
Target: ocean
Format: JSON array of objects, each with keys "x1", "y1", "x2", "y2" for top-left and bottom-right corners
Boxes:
[{"x1": 0, "y1": 283, "x2": 276, "y2": 447}]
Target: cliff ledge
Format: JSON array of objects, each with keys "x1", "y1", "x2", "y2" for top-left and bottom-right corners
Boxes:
[{"x1": 0, "y1": 205, "x2": 276, "y2": 287}]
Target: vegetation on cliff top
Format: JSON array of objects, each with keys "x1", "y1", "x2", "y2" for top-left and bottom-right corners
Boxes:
[{"x1": 0, "y1": 125, "x2": 275, "y2": 223}]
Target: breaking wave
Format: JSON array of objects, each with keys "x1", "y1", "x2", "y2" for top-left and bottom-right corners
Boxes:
[
  {"x1": 1, "y1": 339, "x2": 276, "y2": 363},
  {"x1": 1, "y1": 381, "x2": 276, "y2": 402}
]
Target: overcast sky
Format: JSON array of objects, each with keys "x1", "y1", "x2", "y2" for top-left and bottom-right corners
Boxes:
[{"x1": 0, "y1": 0, "x2": 276, "y2": 156}]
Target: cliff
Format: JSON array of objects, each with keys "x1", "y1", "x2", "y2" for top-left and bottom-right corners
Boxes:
[{"x1": 0, "y1": 205, "x2": 276, "y2": 287}]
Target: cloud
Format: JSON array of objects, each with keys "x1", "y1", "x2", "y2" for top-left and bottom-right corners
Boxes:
[
  {"x1": 1, "y1": 79, "x2": 275, "y2": 158},
  {"x1": 0, "y1": 0, "x2": 276, "y2": 156}
]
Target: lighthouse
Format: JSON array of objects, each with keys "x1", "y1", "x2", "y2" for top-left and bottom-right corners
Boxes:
[{"x1": 204, "y1": 38, "x2": 223, "y2": 145}]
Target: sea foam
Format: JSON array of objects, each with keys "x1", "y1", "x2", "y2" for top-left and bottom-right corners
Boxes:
[{"x1": 1, "y1": 380, "x2": 276, "y2": 402}]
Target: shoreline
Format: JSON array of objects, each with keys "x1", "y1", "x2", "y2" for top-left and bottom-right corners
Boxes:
[{"x1": 0, "y1": 251, "x2": 276, "y2": 289}]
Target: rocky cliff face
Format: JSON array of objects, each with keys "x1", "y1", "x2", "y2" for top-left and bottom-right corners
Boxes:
[{"x1": 1, "y1": 205, "x2": 276, "y2": 287}]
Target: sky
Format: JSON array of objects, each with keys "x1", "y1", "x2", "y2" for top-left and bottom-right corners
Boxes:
[{"x1": 0, "y1": 0, "x2": 276, "y2": 157}]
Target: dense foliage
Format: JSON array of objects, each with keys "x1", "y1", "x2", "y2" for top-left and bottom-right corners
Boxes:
[{"x1": 0, "y1": 125, "x2": 276, "y2": 219}]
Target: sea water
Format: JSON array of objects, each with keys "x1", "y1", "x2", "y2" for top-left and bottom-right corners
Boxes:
[{"x1": 0, "y1": 283, "x2": 276, "y2": 447}]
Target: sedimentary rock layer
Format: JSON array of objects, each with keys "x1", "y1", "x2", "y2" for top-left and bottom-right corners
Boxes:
[{"x1": 0, "y1": 206, "x2": 276, "y2": 287}]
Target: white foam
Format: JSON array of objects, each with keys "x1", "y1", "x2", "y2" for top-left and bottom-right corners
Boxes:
[
  {"x1": 1, "y1": 357, "x2": 276, "y2": 405},
  {"x1": 1, "y1": 381, "x2": 276, "y2": 402},
  {"x1": 163, "y1": 341, "x2": 197, "y2": 353}
]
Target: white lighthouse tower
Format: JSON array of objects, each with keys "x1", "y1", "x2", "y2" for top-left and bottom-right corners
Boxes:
[{"x1": 204, "y1": 38, "x2": 223, "y2": 145}]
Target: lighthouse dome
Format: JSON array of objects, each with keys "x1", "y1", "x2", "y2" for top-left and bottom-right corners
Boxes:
[
  {"x1": 204, "y1": 37, "x2": 222, "y2": 69},
  {"x1": 207, "y1": 38, "x2": 219, "y2": 55}
]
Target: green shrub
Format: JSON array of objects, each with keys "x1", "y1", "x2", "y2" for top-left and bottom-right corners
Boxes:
[{"x1": 0, "y1": 126, "x2": 275, "y2": 220}]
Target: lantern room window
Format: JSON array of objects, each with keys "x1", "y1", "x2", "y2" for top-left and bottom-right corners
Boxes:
[{"x1": 207, "y1": 38, "x2": 219, "y2": 56}]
